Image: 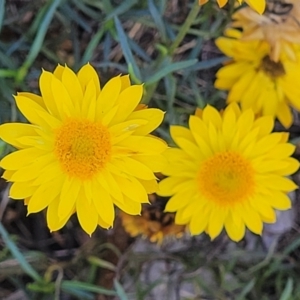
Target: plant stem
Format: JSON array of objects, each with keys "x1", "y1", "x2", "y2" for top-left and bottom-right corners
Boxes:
[{"x1": 168, "y1": 0, "x2": 201, "y2": 55}]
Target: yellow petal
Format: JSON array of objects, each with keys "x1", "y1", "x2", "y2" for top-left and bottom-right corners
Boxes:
[
  {"x1": 10, "y1": 182, "x2": 36, "y2": 199},
  {"x1": 112, "y1": 157, "x2": 156, "y2": 180},
  {"x1": 76, "y1": 192, "x2": 98, "y2": 235},
  {"x1": 127, "y1": 108, "x2": 164, "y2": 136},
  {"x1": 0, "y1": 148, "x2": 46, "y2": 170},
  {"x1": 0, "y1": 123, "x2": 38, "y2": 149},
  {"x1": 114, "y1": 175, "x2": 149, "y2": 203},
  {"x1": 77, "y1": 63, "x2": 101, "y2": 96},
  {"x1": 224, "y1": 212, "x2": 245, "y2": 242},
  {"x1": 39, "y1": 70, "x2": 60, "y2": 118},
  {"x1": 61, "y1": 65, "x2": 83, "y2": 110},
  {"x1": 111, "y1": 85, "x2": 143, "y2": 124},
  {"x1": 47, "y1": 198, "x2": 71, "y2": 232},
  {"x1": 96, "y1": 76, "x2": 121, "y2": 120},
  {"x1": 58, "y1": 177, "x2": 81, "y2": 219},
  {"x1": 114, "y1": 196, "x2": 141, "y2": 215},
  {"x1": 17, "y1": 92, "x2": 46, "y2": 110},
  {"x1": 92, "y1": 180, "x2": 115, "y2": 225}
]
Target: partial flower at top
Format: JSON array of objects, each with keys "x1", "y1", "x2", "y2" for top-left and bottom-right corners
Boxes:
[
  {"x1": 0, "y1": 63, "x2": 167, "y2": 235},
  {"x1": 199, "y1": 0, "x2": 265, "y2": 14},
  {"x1": 120, "y1": 194, "x2": 186, "y2": 244},
  {"x1": 232, "y1": 0, "x2": 300, "y2": 62},
  {"x1": 215, "y1": 29, "x2": 300, "y2": 128},
  {"x1": 158, "y1": 103, "x2": 299, "y2": 242}
]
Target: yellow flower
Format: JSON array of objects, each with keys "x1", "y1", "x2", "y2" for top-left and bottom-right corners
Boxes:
[
  {"x1": 215, "y1": 29, "x2": 300, "y2": 129},
  {"x1": 0, "y1": 64, "x2": 167, "y2": 235},
  {"x1": 158, "y1": 103, "x2": 299, "y2": 242},
  {"x1": 232, "y1": 1, "x2": 300, "y2": 62},
  {"x1": 199, "y1": 0, "x2": 265, "y2": 14},
  {"x1": 120, "y1": 195, "x2": 186, "y2": 244}
]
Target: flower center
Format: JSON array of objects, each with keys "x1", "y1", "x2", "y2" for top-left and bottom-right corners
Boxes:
[
  {"x1": 54, "y1": 118, "x2": 112, "y2": 180},
  {"x1": 260, "y1": 55, "x2": 285, "y2": 78},
  {"x1": 197, "y1": 151, "x2": 255, "y2": 207}
]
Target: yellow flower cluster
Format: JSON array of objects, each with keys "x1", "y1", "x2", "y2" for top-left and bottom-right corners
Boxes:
[
  {"x1": 1, "y1": 0, "x2": 300, "y2": 246},
  {"x1": 215, "y1": 0, "x2": 300, "y2": 129}
]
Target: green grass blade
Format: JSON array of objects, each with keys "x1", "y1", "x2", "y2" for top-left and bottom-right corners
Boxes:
[
  {"x1": 17, "y1": 0, "x2": 62, "y2": 82},
  {"x1": 61, "y1": 280, "x2": 117, "y2": 296},
  {"x1": 113, "y1": 279, "x2": 129, "y2": 300},
  {"x1": 0, "y1": 222, "x2": 42, "y2": 282},
  {"x1": 145, "y1": 58, "x2": 197, "y2": 85},
  {"x1": 106, "y1": 0, "x2": 137, "y2": 21},
  {"x1": 148, "y1": 0, "x2": 167, "y2": 42},
  {"x1": 279, "y1": 278, "x2": 293, "y2": 300},
  {"x1": 114, "y1": 16, "x2": 142, "y2": 81},
  {"x1": 0, "y1": 0, "x2": 5, "y2": 34}
]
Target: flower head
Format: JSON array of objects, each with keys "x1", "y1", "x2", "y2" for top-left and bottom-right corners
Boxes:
[
  {"x1": 232, "y1": 0, "x2": 300, "y2": 62},
  {"x1": 215, "y1": 29, "x2": 300, "y2": 128},
  {"x1": 199, "y1": 0, "x2": 265, "y2": 14},
  {"x1": 0, "y1": 63, "x2": 167, "y2": 235},
  {"x1": 158, "y1": 103, "x2": 299, "y2": 242},
  {"x1": 120, "y1": 195, "x2": 186, "y2": 244}
]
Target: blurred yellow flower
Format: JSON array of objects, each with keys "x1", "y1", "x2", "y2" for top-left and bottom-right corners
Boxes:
[
  {"x1": 120, "y1": 195, "x2": 186, "y2": 244},
  {"x1": 0, "y1": 64, "x2": 167, "y2": 235},
  {"x1": 158, "y1": 103, "x2": 299, "y2": 242},
  {"x1": 199, "y1": 0, "x2": 265, "y2": 14},
  {"x1": 215, "y1": 29, "x2": 300, "y2": 128},
  {"x1": 232, "y1": 1, "x2": 300, "y2": 62}
]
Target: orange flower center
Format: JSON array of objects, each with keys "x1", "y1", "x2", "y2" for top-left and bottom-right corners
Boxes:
[
  {"x1": 260, "y1": 55, "x2": 285, "y2": 78},
  {"x1": 54, "y1": 118, "x2": 112, "y2": 180},
  {"x1": 197, "y1": 151, "x2": 255, "y2": 206}
]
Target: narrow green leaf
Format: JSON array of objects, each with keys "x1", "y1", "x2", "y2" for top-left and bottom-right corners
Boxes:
[
  {"x1": 106, "y1": 0, "x2": 138, "y2": 21},
  {"x1": 188, "y1": 56, "x2": 227, "y2": 71},
  {"x1": 145, "y1": 59, "x2": 197, "y2": 85},
  {"x1": 61, "y1": 281, "x2": 117, "y2": 296},
  {"x1": 279, "y1": 278, "x2": 293, "y2": 300},
  {"x1": 148, "y1": 0, "x2": 167, "y2": 42},
  {"x1": 17, "y1": 0, "x2": 62, "y2": 82},
  {"x1": 236, "y1": 278, "x2": 256, "y2": 300},
  {"x1": 113, "y1": 279, "x2": 129, "y2": 300},
  {"x1": 88, "y1": 256, "x2": 116, "y2": 271},
  {"x1": 114, "y1": 16, "x2": 142, "y2": 81},
  {"x1": 82, "y1": 27, "x2": 105, "y2": 64},
  {"x1": 0, "y1": 222, "x2": 42, "y2": 282},
  {"x1": 0, "y1": 0, "x2": 5, "y2": 34}
]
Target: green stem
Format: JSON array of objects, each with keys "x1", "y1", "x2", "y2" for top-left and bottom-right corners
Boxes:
[
  {"x1": 168, "y1": 0, "x2": 201, "y2": 55},
  {"x1": 0, "y1": 222, "x2": 43, "y2": 282}
]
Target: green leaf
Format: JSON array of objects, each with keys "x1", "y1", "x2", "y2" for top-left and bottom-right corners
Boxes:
[
  {"x1": 279, "y1": 278, "x2": 293, "y2": 300},
  {"x1": 16, "y1": 0, "x2": 62, "y2": 83},
  {"x1": 148, "y1": 0, "x2": 167, "y2": 42},
  {"x1": 0, "y1": 0, "x2": 5, "y2": 34},
  {"x1": 114, "y1": 16, "x2": 142, "y2": 82},
  {"x1": 145, "y1": 59, "x2": 197, "y2": 85},
  {"x1": 106, "y1": 0, "x2": 138, "y2": 21},
  {"x1": 0, "y1": 223, "x2": 42, "y2": 282},
  {"x1": 88, "y1": 256, "x2": 116, "y2": 271},
  {"x1": 113, "y1": 279, "x2": 129, "y2": 300},
  {"x1": 61, "y1": 281, "x2": 117, "y2": 296},
  {"x1": 236, "y1": 278, "x2": 256, "y2": 300}
]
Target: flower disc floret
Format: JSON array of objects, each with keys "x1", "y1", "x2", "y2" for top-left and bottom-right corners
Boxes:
[{"x1": 158, "y1": 103, "x2": 299, "y2": 242}]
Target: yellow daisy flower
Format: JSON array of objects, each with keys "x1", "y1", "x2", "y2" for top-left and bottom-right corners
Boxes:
[
  {"x1": 158, "y1": 103, "x2": 299, "y2": 242},
  {"x1": 232, "y1": 0, "x2": 300, "y2": 62},
  {"x1": 0, "y1": 64, "x2": 167, "y2": 235},
  {"x1": 199, "y1": 0, "x2": 266, "y2": 14},
  {"x1": 120, "y1": 195, "x2": 186, "y2": 244},
  {"x1": 215, "y1": 29, "x2": 300, "y2": 129}
]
